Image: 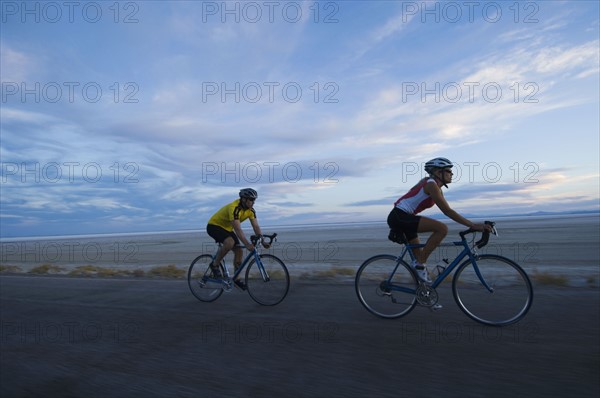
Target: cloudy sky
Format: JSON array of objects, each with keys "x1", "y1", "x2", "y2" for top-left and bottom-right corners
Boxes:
[{"x1": 1, "y1": 0, "x2": 599, "y2": 237}]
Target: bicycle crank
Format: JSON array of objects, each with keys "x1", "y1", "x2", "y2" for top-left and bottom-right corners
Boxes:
[
  {"x1": 416, "y1": 284, "x2": 438, "y2": 307},
  {"x1": 222, "y1": 279, "x2": 233, "y2": 292}
]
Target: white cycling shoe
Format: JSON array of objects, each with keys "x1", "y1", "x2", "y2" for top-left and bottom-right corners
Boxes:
[{"x1": 411, "y1": 260, "x2": 432, "y2": 284}]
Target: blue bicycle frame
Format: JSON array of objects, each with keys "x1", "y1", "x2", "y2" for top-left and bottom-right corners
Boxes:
[
  {"x1": 387, "y1": 230, "x2": 494, "y2": 294},
  {"x1": 209, "y1": 234, "x2": 277, "y2": 284},
  {"x1": 215, "y1": 248, "x2": 271, "y2": 282}
]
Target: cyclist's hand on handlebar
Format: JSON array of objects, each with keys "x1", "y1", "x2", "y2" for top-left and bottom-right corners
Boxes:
[
  {"x1": 472, "y1": 223, "x2": 493, "y2": 233},
  {"x1": 246, "y1": 243, "x2": 255, "y2": 252}
]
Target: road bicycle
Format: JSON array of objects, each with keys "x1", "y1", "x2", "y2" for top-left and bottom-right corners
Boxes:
[
  {"x1": 355, "y1": 222, "x2": 533, "y2": 326},
  {"x1": 188, "y1": 233, "x2": 289, "y2": 306}
]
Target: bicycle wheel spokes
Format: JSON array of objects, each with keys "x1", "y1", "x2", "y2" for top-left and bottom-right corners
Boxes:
[
  {"x1": 187, "y1": 254, "x2": 224, "y2": 302},
  {"x1": 453, "y1": 255, "x2": 533, "y2": 326},
  {"x1": 245, "y1": 254, "x2": 290, "y2": 306},
  {"x1": 355, "y1": 255, "x2": 418, "y2": 319}
]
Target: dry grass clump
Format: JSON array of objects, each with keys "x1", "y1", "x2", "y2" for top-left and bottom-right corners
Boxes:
[
  {"x1": 0, "y1": 265, "x2": 23, "y2": 273},
  {"x1": 586, "y1": 276, "x2": 598, "y2": 288},
  {"x1": 147, "y1": 264, "x2": 186, "y2": 278},
  {"x1": 531, "y1": 271, "x2": 569, "y2": 287},
  {"x1": 301, "y1": 267, "x2": 355, "y2": 279},
  {"x1": 29, "y1": 264, "x2": 65, "y2": 274},
  {"x1": 68, "y1": 265, "x2": 131, "y2": 277},
  {"x1": 69, "y1": 265, "x2": 101, "y2": 276}
]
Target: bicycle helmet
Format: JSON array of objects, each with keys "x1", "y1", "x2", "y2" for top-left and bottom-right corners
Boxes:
[
  {"x1": 239, "y1": 188, "x2": 258, "y2": 199},
  {"x1": 424, "y1": 157, "x2": 453, "y2": 174}
]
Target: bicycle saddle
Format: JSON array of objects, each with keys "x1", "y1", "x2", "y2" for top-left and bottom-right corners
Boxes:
[{"x1": 388, "y1": 229, "x2": 407, "y2": 244}]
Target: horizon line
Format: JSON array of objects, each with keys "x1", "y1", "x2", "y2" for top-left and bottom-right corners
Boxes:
[{"x1": 1, "y1": 209, "x2": 598, "y2": 241}]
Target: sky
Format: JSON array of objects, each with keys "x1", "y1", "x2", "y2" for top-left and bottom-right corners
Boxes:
[{"x1": 1, "y1": 0, "x2": 599, "y2": 238}]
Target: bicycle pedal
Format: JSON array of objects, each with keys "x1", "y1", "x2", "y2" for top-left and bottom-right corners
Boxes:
[{"x1": 376, "y1": 287, "x2": 392, "y2": 298}]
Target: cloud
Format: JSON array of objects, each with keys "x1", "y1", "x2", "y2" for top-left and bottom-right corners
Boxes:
[
  {"x1": 270, "y1": 201, "x2": 314, "y2": 208},
  {"x1": 346, "y1": 197, "x2": 397, "y2": 207},
  {"x1": 2, "y1": 1, "x2": 597, "y2": 237},
  {"x1": 532, "y1": 40, "x2": 600, "y2": 76},
  {"x1": 0, "y1": 43, "x2": 35, "y2": 82},
  {"x1": 344, "y1": 33, "x2": 599, "y2": 161}
]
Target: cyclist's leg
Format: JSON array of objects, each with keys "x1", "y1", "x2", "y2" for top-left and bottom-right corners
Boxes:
[
  {"x1": 206, "y1": 224, "x2": 237, "y2": 267},
  {"x1": 415, "y1": 216, "x2": 447, "y2": 264},
  {"x1": 233, "y1": 246, "x2": 243, "y2": 275},
  {"x1": 232, "y1": 245, "x2": 249, "y2": 290},
  {"x1": 214, "y1": 236, "x2": 235, "y2": 265}
]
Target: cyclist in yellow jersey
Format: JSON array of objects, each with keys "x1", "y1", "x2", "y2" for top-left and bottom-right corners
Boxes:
[{"x1": 206, "y1": 188, "x2": 270, "y2": 290}]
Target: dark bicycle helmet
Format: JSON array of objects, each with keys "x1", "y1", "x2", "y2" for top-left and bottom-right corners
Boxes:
[
  {"x1": 424, "y1": 157, "x2": 453, "y2": 174},
  {"x1": 239, "y1": 188, "x2": 258, "y2": 199}
]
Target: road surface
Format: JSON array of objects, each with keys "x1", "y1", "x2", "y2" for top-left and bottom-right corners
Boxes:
[{"x1": 1, "y1": 275, "x2": 598, "y2": 397}]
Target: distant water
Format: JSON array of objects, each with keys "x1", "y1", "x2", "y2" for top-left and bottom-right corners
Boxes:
[{"x1": 1, "y1": 214, "x2": 599, "y2": 285}]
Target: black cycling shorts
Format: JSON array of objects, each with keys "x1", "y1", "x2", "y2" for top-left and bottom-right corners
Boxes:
[
  {"x1": 206, "y1": 224, "x2": 240, "y2": 245},
  {"x1": 387, "y1": 207, "x2": 421, "y2": 242}
]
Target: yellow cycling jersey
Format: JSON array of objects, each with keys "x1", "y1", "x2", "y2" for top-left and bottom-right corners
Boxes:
[{"x1": 207, "y1": 199, "x2": 256, "y2": 231}]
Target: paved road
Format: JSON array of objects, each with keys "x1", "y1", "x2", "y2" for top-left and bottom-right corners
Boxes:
[{"x1": 1, "y1": 275, "x2": 598, "y2": 397}]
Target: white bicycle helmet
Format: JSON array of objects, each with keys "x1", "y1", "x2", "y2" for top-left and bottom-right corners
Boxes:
[{"x1": 424, "y1": 157, "x2": 453, "y2": 174}]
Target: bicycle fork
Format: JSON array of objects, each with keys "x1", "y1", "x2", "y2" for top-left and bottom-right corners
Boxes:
[
  {"x1": 255, "y1": 255, "x2": 270, "y2": 282},
  {"x1": 469, "y1": 253, "x2": 494, "y2": 293}
]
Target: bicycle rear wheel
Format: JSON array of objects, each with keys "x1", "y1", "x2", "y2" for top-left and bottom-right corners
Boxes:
[
  {"x1": 245, "y1": 254, "x2": 290, "y2": 306},
  {"x1": 453, "y1": 254, "x2": 533, "y2": 326},
  {"x1": 355, "y1": 255, "x2": 418, "y2": 319},
  {"x1": 187, "y1": 254, "x2": 225, "y2": 302}
]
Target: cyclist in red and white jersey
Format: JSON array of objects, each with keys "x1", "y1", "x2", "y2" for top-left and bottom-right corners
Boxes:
[{"x1": 388, "y1": 157, "x2": 492, "y2": 283}]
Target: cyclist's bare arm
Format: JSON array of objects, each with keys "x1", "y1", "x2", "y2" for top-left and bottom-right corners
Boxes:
[
  {"x1": 250, "y1": 218, "x2": 271, "y2": 248},
  {"x1": 232, "y1": 219, "x2": 254, "y2": 251},
  {"x1": 425, "y1": 181, "x2": 492, "y2": 232}
]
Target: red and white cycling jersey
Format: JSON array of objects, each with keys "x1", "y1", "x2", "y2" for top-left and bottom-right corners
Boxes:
[{"x1": 394, "y1": 178, "x2": 436, "y2": 215}]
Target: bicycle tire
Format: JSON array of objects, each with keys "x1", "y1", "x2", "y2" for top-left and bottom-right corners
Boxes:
[
  {"x1": 187, "y1": 254, "x2": 225, "y2": 302},
  {"x1": 245, "y1": 254, "x2": 290, "y2": 306},
  {"x1": 452, "y1": 254, "x2": 533, "y2": 326},
  {"x1": 355, "y1": 255, "x2": 418, "y2": 319}
]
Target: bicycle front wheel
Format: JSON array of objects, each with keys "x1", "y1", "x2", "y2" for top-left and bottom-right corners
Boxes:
[
  {"x1": 188, "y1": 254, "x2": 224, "y2": 302},
  {"x1": 355, "y1": 255, "x2": 418, "y2": 319},
  {"x1": 245, "y1": 254, "x2": 290, "y2": 306},
  {"x1": 453, "y1": 254, "x2": 533, "y2": 326}
]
